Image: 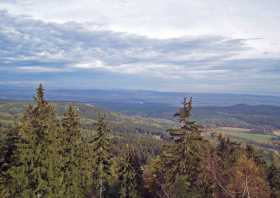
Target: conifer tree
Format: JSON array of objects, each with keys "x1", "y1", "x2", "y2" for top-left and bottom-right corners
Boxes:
[
  {"x1": 143, "y1": 156, "x2": 165, "y2": 198},
  {"x1": 80, "y1": 139, "x2": 95, "y2": 196},
  {"x1": 117, "y1": 145, "x2": 143, "y2": 198},
  {"x1": 10, "y1": 84, "x2": 60, "y2": 197},
  {"x1": 0, "y1": 128, "x2": 19, "y2": 197},
  {"x1": 91, "y1": 115, "x2": 113, "y2": 198},
  {"x1": 60, "y1": 105, "x2": 83, "y2": 197},
  {"x1": 268, "y1": 152, "x2": 280, "y2": 198},
  {"x1": 161, "y1": 97, "x2": 213, "y2": 197},
  {"x1": 216, "y1": 135, "x2": 242, "y2": 168}
]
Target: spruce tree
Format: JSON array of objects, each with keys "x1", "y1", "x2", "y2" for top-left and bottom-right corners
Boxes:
[
  {"x1": 10, "y1": 84, "x2": 60, "y2": 197},
  {"x1": 161, "y1": 97, "x2": 213, "y2": 197},
  {"x1": 268, "y1": 152, "x2": 280, "y2": 198},
  {"x1": 91, "y1": 115, "x2": 113, "y2": 198},
  {"x1": 0, "y1": 128, "x2": 19, "y2": 197},
  {"x1": 80, "y1": 139, "x2": 95, "y2": 196},
  {"x1": 245, "y1": 144, "x2": 266, "y2": 167},
  {"x1": 117, "y1": 145, "x2": 143, "y2": 198},
  {"x1": 60, "y1": 105, "x2": 83, "y2": 197},
  {"x1": 216, "y1": 135, "x2": 242, "y2": 168}
]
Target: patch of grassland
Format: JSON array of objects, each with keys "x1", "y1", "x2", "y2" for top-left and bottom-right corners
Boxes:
[{"x1": 215, "y1": 127, "x2": 277, "y2": 144}]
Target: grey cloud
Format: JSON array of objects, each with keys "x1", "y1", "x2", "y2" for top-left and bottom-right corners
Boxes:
[
  {"x1": 0, "y1": 10, "x2": 250, "y2": 74},
  {"x1": 0, "y1": 10, "x2": 280, "y2": 94}
]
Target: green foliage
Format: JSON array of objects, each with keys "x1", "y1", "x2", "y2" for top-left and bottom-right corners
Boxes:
[
  {"x1": 161, "y1": 98, "x2": 213, "y2": 197},
  {"x1": 0, "y1": 128, "x2": 19, "y2": 197},
  {"x1": 59, "y1": 105, "x2": 84, "y2": 197},
  {"x1": 245, "y1": 144, "x2": 266, "y2": 167},
  {"x1": 9, "y1": 84, "x2": 61, "y2": 197},
  {"x1": 214, "y1": 127, "x2": 278, "y2": 146},
  {"x1": 117, "y1": 145, "x2": 143, "y2": 198},
  {"x1": 268, "y1": 152, "x2": 280, "y2": 198},
  {"x1": 216, "y1": 134, "x2": 242, "y2": 168},
  {"x1": 0, "y1": 85, "x2": 279, "y2": 198},
  {"x1": 0, "y1": 100, "x2": 174, "y2": 136},
  {"x1": 91, "y1": 115, "x2": 113, "y2": 198}
]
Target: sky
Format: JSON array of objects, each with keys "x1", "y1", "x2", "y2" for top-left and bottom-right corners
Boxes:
[{"x1": 0, "y1": 0, "x2": 280, "y2": 95}]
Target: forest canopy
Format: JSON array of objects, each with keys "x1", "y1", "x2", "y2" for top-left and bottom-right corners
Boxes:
[{"x1": 0, "y1": 85, "x2": 279, "y2": 198}]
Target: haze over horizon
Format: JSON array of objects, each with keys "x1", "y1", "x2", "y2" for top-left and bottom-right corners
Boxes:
[{"x1": 0, "y1": 0, "x2": 280, "y2": 95}]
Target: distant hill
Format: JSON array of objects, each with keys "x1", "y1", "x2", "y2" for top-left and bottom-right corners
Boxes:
[
  {"x1": 0, "y1": 100, "x2": 279, "y2": 151},
  {"x1": 1, "y1": 99, "x2": 280, "y2": 134},
  {"x1": 0, "y1": 100, "x2": 174, "y2": 135},
  {"x1": 1, "y1": 87, "x2": 279, "y2": 132},
  {"x1": 0, "y1": 87, "x2": 279, "y2": 106},
  {"x1": 193, "y1": 104, "x2": 280, "y2": 132},
  {"x1": 93, "y1": 102, "x2": 280, "y2": 133}
]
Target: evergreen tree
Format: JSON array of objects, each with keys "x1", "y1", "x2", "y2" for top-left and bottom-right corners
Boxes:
[
  {"x1": 117, "y1": 145, "x2": 143, "y2": 198},
  {"x1": 91, "y1": 115, "x2": 113, "y2": 198},
  {"x1": 47, "y1": 120, "x2": 64, "y2": 198},
  {"x1": 60, "y1": 105, "x2": 83, "y2": 197},
  {"x1": 143, "y1": 156, "x2": 161, "y2": 198},
  {"x1": 10, "y1": 84, "x2": 60, "y2": 197},
  {"x1": 216, "y1": 135, "x2": 242, "y2": 168},
  {"x1": 268, "y1": 152, "x2": 280, "y2": 198},
  {"x1": 80, "y1": 139, "x2": 95, "y2": 196},
  {"x1": 161, "y1": 97, "x2": 213, "y2": 197},
  {"x1": 0, "y1": 128, "x2": 19, "y2": 197},
  {"x1": 0, "y1": 84, "x2": 278, "y2": 198},
  {"x1": 245, "y1": 144, "x2": 266, "y2": 167}
]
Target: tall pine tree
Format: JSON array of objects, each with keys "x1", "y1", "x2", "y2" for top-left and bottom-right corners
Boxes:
[
  {"x1": 91, "y1": 115, "x2": 113, "y2": 198},
  {"x1": 161, "y1": 97, "x2": 213, "y2": 197},
  {"x1": 10, "y1": 84, "x2": 60, "y2": 197},
  {"x1": 117, "y1": 145, "x2": 143, "y2": 198},
  {"x1": 60, "y1": 105, "x2": 83, "y2": 197},
  {"x1": 0, "y1": 128, "x2": 19, "y2": 197},
  {"x1": 268, "y1": 152, "x2": 280, "y2": 198}
]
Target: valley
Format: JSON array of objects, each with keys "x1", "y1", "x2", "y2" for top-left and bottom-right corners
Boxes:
[{"x1": 1, "y1": 98, "x2": 279, "y2": 152}]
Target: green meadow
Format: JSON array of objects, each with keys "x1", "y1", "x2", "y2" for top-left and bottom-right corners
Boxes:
[{"x1": 215, "y1": 127, "x2": 277, "y2": 144}]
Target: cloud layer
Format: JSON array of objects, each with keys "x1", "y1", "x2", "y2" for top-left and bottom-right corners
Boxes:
[{"x1": 0, "y1": 9, "x2": 279, "y2": 95}]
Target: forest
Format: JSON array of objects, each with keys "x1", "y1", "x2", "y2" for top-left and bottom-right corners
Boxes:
[{"x1": 0, "y1": 84, "x2": 280, "y2": 198}]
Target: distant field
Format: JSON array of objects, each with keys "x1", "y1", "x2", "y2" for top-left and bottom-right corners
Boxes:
[{"x1": 214, "y1": 127, "x2": 277, "y2": 144}]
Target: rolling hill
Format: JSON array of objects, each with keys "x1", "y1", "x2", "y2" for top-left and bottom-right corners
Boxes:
[
  {"x1": 0, "y1": 99, "x2": 279, "y2": 152},
  {"x1": 0, "y1": 100, "x2": 174, "y2": 136}
]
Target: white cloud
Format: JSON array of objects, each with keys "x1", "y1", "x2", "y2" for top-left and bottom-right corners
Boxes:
[
  {"x1": 1, "y1": 10, "x2": 251, "y2": 77},
  {"x1": 1, "y1": 0, "x2": 280, "y2": 58},
  {"x1": 73, "y1": 60, "x2": 105, "y2": 69},
  {"x1": 0, "y1": 7, "x2": 279, "y2": 94},
  {"x1": 16, "y1": 66, "x2": 67, "y2": 73}
]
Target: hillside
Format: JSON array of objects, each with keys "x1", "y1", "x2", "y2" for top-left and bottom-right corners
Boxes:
[
  {"x1": 193, "y1": 104, "x2": 280, "y2": 132},
  {"x1": 93, "y1": 102, "x2": 280, "y2": 133},
  {"x1": 0, "y1": 100, "x2": 174, "y2": 136},
  {"x1": 1, "y1": 99, "x2": 280, "y2": 152},
  {"x1": 1, "y1": 100, "x2": 280, "y2": 134}
]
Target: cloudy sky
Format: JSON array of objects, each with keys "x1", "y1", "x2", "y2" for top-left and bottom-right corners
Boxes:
[{"x1": 0, "y1": 0, "x2": 280, "y2": 95}]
